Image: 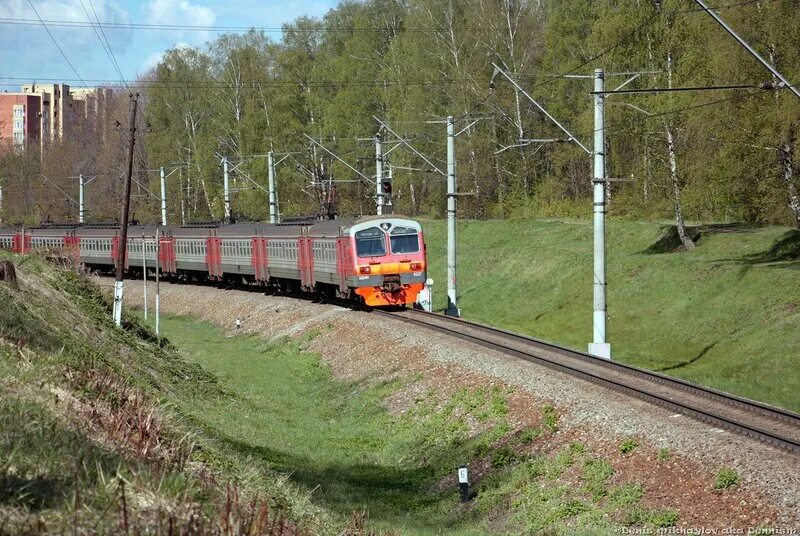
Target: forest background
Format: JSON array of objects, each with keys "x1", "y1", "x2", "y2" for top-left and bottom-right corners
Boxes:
[{"x1": 2, "y1": 0, "x2": 800, "y2": 240}]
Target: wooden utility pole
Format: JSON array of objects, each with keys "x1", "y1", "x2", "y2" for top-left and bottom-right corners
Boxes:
[{"x1": 113, "y1": 94, "x2": 138, "y2": 326}]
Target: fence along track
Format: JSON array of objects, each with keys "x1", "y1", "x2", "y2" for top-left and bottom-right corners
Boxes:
[{"x1": 377, "y1": 308, "x2": 800, "y2": 454}]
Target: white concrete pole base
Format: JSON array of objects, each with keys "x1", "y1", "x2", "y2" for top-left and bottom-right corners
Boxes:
[{"x1": 588, "y1": 342, "x2": 611, "y2": 360}]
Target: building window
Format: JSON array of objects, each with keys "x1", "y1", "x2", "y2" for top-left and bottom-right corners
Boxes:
[
  {"x1": 13, "y1": 108, "x2": 23, "y2": 117},
  {"x1": 13, "y1": 120, "x2": 23, "y2": 130},
  {"x1": 13, "y1": 132, "x2": 24, "y2": 144}
]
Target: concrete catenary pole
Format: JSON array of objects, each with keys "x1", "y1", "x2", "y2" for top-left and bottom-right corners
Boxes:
[
  {"x1": 223, "y1": 156, "x2": 231, "y2": 221},
  {"x1": 446, "y1": 116, "x2": 459, "y2": 317},
  {"x1": 155, "y1": 232, "x2": 160, "y2": 337},
  {"x1": 375, "y1": 133, "x2": 383, "y2": 215},
  {"x1": 589, "y1": 69, "x2": 611, "y2": 359},
  {"x1": 0, "y1": 183, "x2": 3, "y2": 225},
  {"x1": 160, "y1": 166, "x2": 167, "y2": 226},
  {"x1": 113, "y1": 94, "x2": 138, "y2": 327},
  {"x1": 79, "y1": 174, "x2": 85, "y2": 223},
  {"x1": 267, "y1": 151, "x2": 277, "y2": 224}
]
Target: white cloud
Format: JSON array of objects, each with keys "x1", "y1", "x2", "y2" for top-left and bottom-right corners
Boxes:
[
  {"x1": 0, "y1": 0, "x2": 132, "y2": 81},
  {"x1": 138, "y1": 42, "x2": 191, "y2": 74},
  {"x1": 145, "y1": 0, "x2": 215, "y2": 44}
]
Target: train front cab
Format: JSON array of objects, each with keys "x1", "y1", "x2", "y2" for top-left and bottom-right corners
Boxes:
[{"x1": 348, "y1": 218, "x2": 426, "y2": 307}]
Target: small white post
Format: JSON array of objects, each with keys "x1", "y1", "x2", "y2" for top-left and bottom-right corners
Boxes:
[
  {"x1": 445, "y1": 116, "x2": 459, "y2": 317},
  {"x1": 268, "y1": 151, "x2": 277, "y2": 224},
  {"x1": 113, "y1": 280, "x2": 124, "y2": 325},
  {"x1": 0, "y1": 184, "x2": 4, "y2": 225},
  {"x1": 160, "y1": 166, "x2": 167, "y2": 226},
  {"x1": 417, "y1": 278, "x2": 433, "y2": 312},
  {"x1": 589, "y1": 68, "x2": 611, "y2": 360},
  {"x1": 78, "y1": 174, "x2": 85, "y2": 223},
  {"x1": 142, "y1": 234, "x2": 147, "y2": 321}
]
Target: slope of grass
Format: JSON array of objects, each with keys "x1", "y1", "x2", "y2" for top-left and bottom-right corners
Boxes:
[
  {"x1": 0, "y1": 253, "x2": 329, "y2": 534},
  {"x1": 156, "y1": 314, "x2": 670, "y2": 535},
  {"x1": 421, "y1": 219, "x2": 800, "y2": 411}
]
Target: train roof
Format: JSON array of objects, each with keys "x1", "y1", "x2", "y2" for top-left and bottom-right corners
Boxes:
[{"x1": 0, "y1": 215, "x2": 423, "y2": 239}]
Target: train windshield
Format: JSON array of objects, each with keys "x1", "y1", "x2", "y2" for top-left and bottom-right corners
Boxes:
[
  {"x1": 355, "y1": 227, "x2": 386, "y2": 257},
  {"x1": 389, "y1": 226, "x2": 419, "y2": 254}
]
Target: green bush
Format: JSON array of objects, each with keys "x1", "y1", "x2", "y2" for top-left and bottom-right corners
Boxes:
[
  {"x1": 714, "y1": 467, "x2": 740, "y2": 489},
  {"x1": 619, "y1": 437, "x2": 638, "y2": 454}
]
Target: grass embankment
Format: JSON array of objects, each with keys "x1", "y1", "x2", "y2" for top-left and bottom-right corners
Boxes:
[
  {"x1": 421, "y1": 219, "x2": 800, "y2": 411},
  {"x1": 0, "y1": 253, "x2": 328, "y2": 534}
]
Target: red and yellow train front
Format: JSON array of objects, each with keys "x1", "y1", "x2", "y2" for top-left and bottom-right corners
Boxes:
[{"x1": 347, "y1": 218, "x2": 426, "y2": 307}]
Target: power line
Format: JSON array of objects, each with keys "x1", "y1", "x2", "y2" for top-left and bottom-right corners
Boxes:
[
  {"x1": 87, "y1": 0, "x2": 127, "y2": 85},
  {"x1": 0, "y1": 0, "x2": 772, "y2": 34},
  {"x1": 25, "y1": 0, "x2": 88, "y2": 88},
  {"x1": 78, "y1": 0, "x2": 125, "y2": 85},
  {"x1": 592, "y1": 83, "x2": 778, "y2": 95},
  {"x1": 0, "y1": 78, "x2": 487, "y2": 89}
]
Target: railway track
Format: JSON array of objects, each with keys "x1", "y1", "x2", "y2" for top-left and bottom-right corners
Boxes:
[{"x1": 376, "y1": 308, "x2": 800, "y2": 454}]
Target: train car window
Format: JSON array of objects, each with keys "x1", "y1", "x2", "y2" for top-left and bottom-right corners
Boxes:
[
  {"x1": 389, "y1": 226, "x2": 420, "y2": 254},
  {"x1": 356, "y1": 227, "x2": 386, "y2": 257}
]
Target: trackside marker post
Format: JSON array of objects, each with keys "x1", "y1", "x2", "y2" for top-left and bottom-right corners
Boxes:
[{"x1": 458, "y1": 465, "x2": 470, "y2": 503}]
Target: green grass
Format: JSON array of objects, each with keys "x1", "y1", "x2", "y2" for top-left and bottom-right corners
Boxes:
[
  {"x1": 421, "y1": 219, "x2": 800, "y2": 411},
  {"x1": 160, "y1": 315, "x2": 506, "y2": 534},
  {"x1": 158, "y1": 314, "x2": 668, "y2": 535}
]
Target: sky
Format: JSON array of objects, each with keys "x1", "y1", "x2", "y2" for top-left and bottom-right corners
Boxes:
[{"x1": 0, "y1": 0, "x2": 338, "y2": 89}]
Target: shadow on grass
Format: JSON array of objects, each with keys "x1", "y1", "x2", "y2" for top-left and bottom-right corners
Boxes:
[
  {"x1": 656, "y1": 341, "x2": 718, "y2": 372},
  {"x1": 641, "y1": 225, "x2": 702, "y2": 254},
  {"x1": 712, "y1": 230, "x2": 800, "y2": 270},
  {"x1": 0, "y1": 474, "x2": 68, "y2": 511},
  {"x1": 214, "y1": 432, "x2": 465, "y2": 530},
  {"x1": 641, "y1": 223, "x2": 769, "y2": 255}
]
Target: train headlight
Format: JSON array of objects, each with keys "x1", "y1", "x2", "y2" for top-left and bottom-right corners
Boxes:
[{"x1": 359, "y1": 266, "x2": 371, "y2": 274}]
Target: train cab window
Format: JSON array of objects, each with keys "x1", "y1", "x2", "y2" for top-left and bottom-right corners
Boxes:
[
  {"x1": 355, "y1": 227, "x2": 386, "y2": 257},
  {"x1": 389, "y1": 226, "x2": 420, "y2": 254}
]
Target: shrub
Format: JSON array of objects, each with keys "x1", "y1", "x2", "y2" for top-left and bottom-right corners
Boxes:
[
  {"x1": 657, "y1": 448, "x2": 670, "y2": 461},
  {"x1": 620, "y1": 437, "x2": 638, "y2": 454},
  {"x1": 714, "y1": 468, "x2": 740, "y2": 489},
  {"x1": 541, "y1": 405, "x2": 558, "y2": 432}
]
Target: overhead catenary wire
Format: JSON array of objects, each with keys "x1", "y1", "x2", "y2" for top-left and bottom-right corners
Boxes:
[
  {"x1": 83, "y1": 0, "x2": 128, "y2": 88},
  {"x1": 0, "y1": 0, "x2": 772, "y2": 33},
  {"x1": 24, "y1": 0, "x2": 88, "y2": 88}
]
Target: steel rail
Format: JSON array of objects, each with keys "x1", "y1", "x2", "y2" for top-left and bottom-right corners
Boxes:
[{"x1": 376, "y1": 308, "x2": 800, "y2": 454}]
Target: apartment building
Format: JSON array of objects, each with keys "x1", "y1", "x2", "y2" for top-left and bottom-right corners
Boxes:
[
  {"x1": 0, "y1": 93, "x2": 42, "y2": 151},
  {"x1": 21, "y1": 83, "x2": 72, "y2": 143},
  {"x1": 0, "y1": 84, "x2": 114, "y2": 154}
]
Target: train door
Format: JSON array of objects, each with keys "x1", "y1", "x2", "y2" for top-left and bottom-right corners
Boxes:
[
  {"x1": 111, "y1": 235, "x2": 129, "y2": 270},
  {"x1": 158, "y1": 236, "x2": 177, "y2": 273},
  {"x1": 251, "y1": 236, "x2": 269, "y2": 282},
  {"x1": 205, "y1": 234, "x2": 222, "y2": 279},
  {"x1": 298, "y1": 232, "x2": 314, "y2": 290},
  {"x1": 336, "y1": 236, "x2": 354, "y2": 296}
]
